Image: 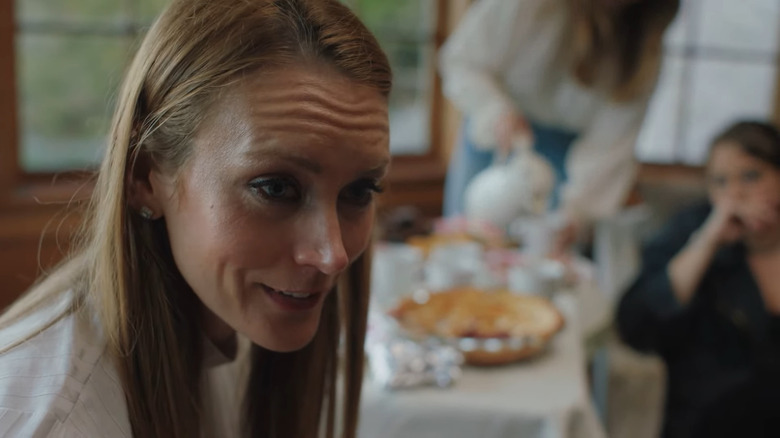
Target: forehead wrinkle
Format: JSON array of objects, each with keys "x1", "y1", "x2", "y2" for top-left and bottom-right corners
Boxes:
[
  {"x1": 248, "y1": 122, "x2": 389, "y2": 161},
  {"x1": 258, "y1": 85, "x2": 381, "y2": 113},
  {"x1": 254, "y1": 118, "x2": 389, "y2": 141},
  {"x1": 212, "y1": 68, "x2": 389, "y2": 168},
  {"x1": 253, "y1": 70, "x2": 379, "y2": 104},
  {"x1": 249, "y1": 97, "x2": 388, "y2": 133}
]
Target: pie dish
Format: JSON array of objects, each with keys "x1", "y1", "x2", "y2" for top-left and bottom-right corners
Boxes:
[{"x1": 389, "y1": 287, "x2": 564, "y2": 365}]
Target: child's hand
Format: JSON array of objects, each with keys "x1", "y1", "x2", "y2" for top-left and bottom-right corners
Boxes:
[{"x1": 698, "y1": 200, "x2": 745, "y2": 246}]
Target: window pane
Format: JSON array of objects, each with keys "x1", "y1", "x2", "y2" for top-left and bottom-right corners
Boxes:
[
  {"x1": 354, "y1": 0, "x2": 436, "y2": 155},
  {"x1": 637, "y1": 0, "x2": 779, "y2": 164},
  {"x1": 138, "y1": 0, "x2": 170, "y2": 25},
  {"x1": 356, "y1": 0, "x2": 435, "y2": 38},
  {"x1": 636, "y1": 55, "x2": 685, "y2": 163},
  {"x1": 17, "y1": 34, "x2": 133, "y2": 172},
  {"x1": 16, "y1": 0, "x2": 129, "y2": 24},
  {"x1": 385, "y1": 40, "x2": 434, "y2": 155},
  {"x1": 682, "y1": 58, "x2": 776, "y2": 163},
  {"x1": 16, "y1": 0, "x2": 437, "y2": 173},
  {"x1": 697, "y1": 0, "x2": 780, "y2": 54}
]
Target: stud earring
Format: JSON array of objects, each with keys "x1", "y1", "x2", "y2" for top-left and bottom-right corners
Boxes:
[{"x1": 139, "y1": 206, "x2": 154, "y2": 220}]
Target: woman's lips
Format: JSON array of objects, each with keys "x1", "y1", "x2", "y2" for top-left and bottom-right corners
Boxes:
[{"x1": 260, "y1": 284, "x2": 325, "y2": 311}]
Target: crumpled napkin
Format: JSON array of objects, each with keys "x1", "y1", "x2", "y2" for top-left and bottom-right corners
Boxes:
[{"x1": 366, "y1": 310, "x2": 463, "y2": 389}]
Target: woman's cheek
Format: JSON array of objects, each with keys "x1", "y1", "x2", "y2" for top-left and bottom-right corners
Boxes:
[{"x1": 756, "y1": 184, "x2": 780, "y2": 206}]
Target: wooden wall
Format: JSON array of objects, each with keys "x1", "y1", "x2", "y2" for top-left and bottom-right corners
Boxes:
[{"x1": 0, "y1": 206, "x2": 81, "y2": 309}]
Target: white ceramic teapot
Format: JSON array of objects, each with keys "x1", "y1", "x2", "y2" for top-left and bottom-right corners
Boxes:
[{"x1": 463, "y1": 135, "x2": 555, "y2": 230}]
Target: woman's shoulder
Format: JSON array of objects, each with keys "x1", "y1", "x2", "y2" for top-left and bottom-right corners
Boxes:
[{"x1": 0, "y1": 293, "x2": 131, "y2": 437}]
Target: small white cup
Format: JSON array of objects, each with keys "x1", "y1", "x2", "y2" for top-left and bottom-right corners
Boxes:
[
  {"x1": 507, "y1": 266, "x2": 542, "y2": 295},
  {"x1": 425, "y1": 261, "x2": 473, "y2": 291},
  {"x1": 428, "y1": 241, "x2": 483, "y2": 268}
]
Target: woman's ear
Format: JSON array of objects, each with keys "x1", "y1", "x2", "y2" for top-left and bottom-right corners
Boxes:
[{"x1": 127, "y1": 153, "x2": 169, "y2": 220}]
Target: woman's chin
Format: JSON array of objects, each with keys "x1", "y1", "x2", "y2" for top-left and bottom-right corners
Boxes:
[
  {"x1": 246, "y1": 324, "x2": 320, "y2": 353},
  {"x1": 261, "y1": 337, "x2": 315, "y2": 353}
]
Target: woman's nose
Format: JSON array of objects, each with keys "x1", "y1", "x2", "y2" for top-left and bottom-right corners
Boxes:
[{"x1": 293, "y1": 208, "x2": 350, "y2": 275}]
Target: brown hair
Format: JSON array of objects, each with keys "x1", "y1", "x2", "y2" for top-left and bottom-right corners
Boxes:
[
  {"x1": 1, "y1": 0, "x2": 390, "y2": 437},
  {"x1": 711, "y1": 120, "x2": 780, "y2": 168},
  {"x1": 567, "y1": 0, "x2": 679, "y2": 102}
]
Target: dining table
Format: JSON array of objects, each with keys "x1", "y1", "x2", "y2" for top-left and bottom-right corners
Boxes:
[{"x1": 359, "y1": 281, "x2": 610, "y2": 438}]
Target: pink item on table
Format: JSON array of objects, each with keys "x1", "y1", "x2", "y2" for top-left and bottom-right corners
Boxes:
[{"x1": 432, "y1": 216, "x2": 505, "y2": 243}]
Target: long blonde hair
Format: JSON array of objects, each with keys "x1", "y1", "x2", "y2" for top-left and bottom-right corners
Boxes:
[
  {"x1": 0, "y1": 0, "x2": 390, "y2": 437},
  {"x1": 567, "y1": 0, "x2": 679, "y2": 102}
]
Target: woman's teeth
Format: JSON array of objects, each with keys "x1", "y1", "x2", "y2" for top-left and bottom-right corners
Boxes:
[
  {"x1": 277, "y1": 290, "x2": 312, "y2": 299},
  {"x1": 261, "y1": 284, "x2": 316, "y2": 299}
]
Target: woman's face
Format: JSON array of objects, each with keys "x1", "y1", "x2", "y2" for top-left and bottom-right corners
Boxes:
[
  {"x1": 148, "y1": 64, "x2": 389, "y2": 352},
  {"x1": 707, "y1": 141, "x2": 780, "y2": 217}
]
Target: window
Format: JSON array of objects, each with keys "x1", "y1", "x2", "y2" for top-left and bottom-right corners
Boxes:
[
  {"x1": 342, "y1": 0, "x2": 438, "y2": 156},
  {"x1": 15, "y1": 0, "x2": 167, "y2": 173},
  {"x1": 12, "y1": 0, "x2": 441, "y2": 175},
  {"x1": 636, "y1": 0, "x2": 780, "y2": 164}
]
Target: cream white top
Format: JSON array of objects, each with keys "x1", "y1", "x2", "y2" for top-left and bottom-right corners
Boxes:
[
  {"x1": 0, "y1": 292, "x2": 246, "y2": 437},
  {"x1": 439, "y1": 0, "x2": 656, "y2": 220}
]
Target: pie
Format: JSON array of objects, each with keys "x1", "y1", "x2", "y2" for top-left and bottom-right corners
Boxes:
[
  {"x1": 405, "y1": 230, "x2": 511, "y2": 257},
  {"x1": 390, "y1": 287, "x2": 564, "y2": 365},
  {"x1": 405, "y1": 233, "x2": 477, "y2": 257}
]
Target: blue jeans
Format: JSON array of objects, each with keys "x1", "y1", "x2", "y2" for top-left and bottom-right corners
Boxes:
[{"x1": 442, "y1": 119, "x2": 579, "y2": 217}]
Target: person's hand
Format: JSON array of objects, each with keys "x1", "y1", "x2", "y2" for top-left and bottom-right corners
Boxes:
[
  {"x1": 696, "y1": 200, "x2": 746, "y2": 247},
  {"x1": 495, "y1": 110, "x2": 532, "y2": 159},
  {"x1": 550, "y1": 216, "x2": 583, "y2": 258},
  {"x1": 698, "y1": 196, "x2": 780, "y2": 249}
]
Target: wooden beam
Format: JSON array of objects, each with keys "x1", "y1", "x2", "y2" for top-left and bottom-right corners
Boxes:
[{"x1": 0, "y1": 0, "x2": 19, "y2": 202}]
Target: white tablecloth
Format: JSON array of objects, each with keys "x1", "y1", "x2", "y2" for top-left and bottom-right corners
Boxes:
[{"x1": 359, "y1": 295, "x2": 607, "y2": 438}]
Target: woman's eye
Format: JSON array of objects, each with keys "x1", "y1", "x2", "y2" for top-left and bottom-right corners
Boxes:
[
  {"x1": 340, "y1": 179, "x2": 384, "y2": 206},
  {"x1": 742, "y1": 170, "x2": 761, "y2": 183},
  {"x1": 249, "y1": 177, "x2": 300, "y2": 201}
]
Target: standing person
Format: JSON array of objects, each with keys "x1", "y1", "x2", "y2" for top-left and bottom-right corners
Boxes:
[
  {"x1": 0, "y1": 0, "x2": 391, "y2": 436},
  {"x1": 618, "y1": 121, "x2": 780, "y2": 438},
  {"x1": 440, "y1": 0, "x2": 678, "y2": 252}
]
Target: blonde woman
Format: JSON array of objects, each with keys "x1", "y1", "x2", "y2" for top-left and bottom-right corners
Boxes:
[
  {"x1": 440, "y1": 0, "x2": 678, "y2": 252},
  {"x1": 0, "y1": 0, "x2": 391, "y2": 436}
]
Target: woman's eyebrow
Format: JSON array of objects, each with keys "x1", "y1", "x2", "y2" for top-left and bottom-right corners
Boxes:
[
  {"x1": 242, "y1": 150, "x2": 323, "y2": 173},
  {"x1": 361, "y1": 159, "x2": 391, "y2": 178}
]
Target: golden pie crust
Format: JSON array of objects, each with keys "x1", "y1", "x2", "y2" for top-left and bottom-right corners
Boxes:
[
  {"x1": 390, "y1": 287, "x2": 564, "y2": 365},
  {"x1": 405, "y1": 232, "x2": 512, "y2": 257},
  {"x1": 405, "y1": 233, "x2": 476, "y2": 257}
]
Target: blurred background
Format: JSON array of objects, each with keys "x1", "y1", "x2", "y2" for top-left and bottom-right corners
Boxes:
[{"x1": 0, "y1": 0, "x2": 779, "y2": 436}]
